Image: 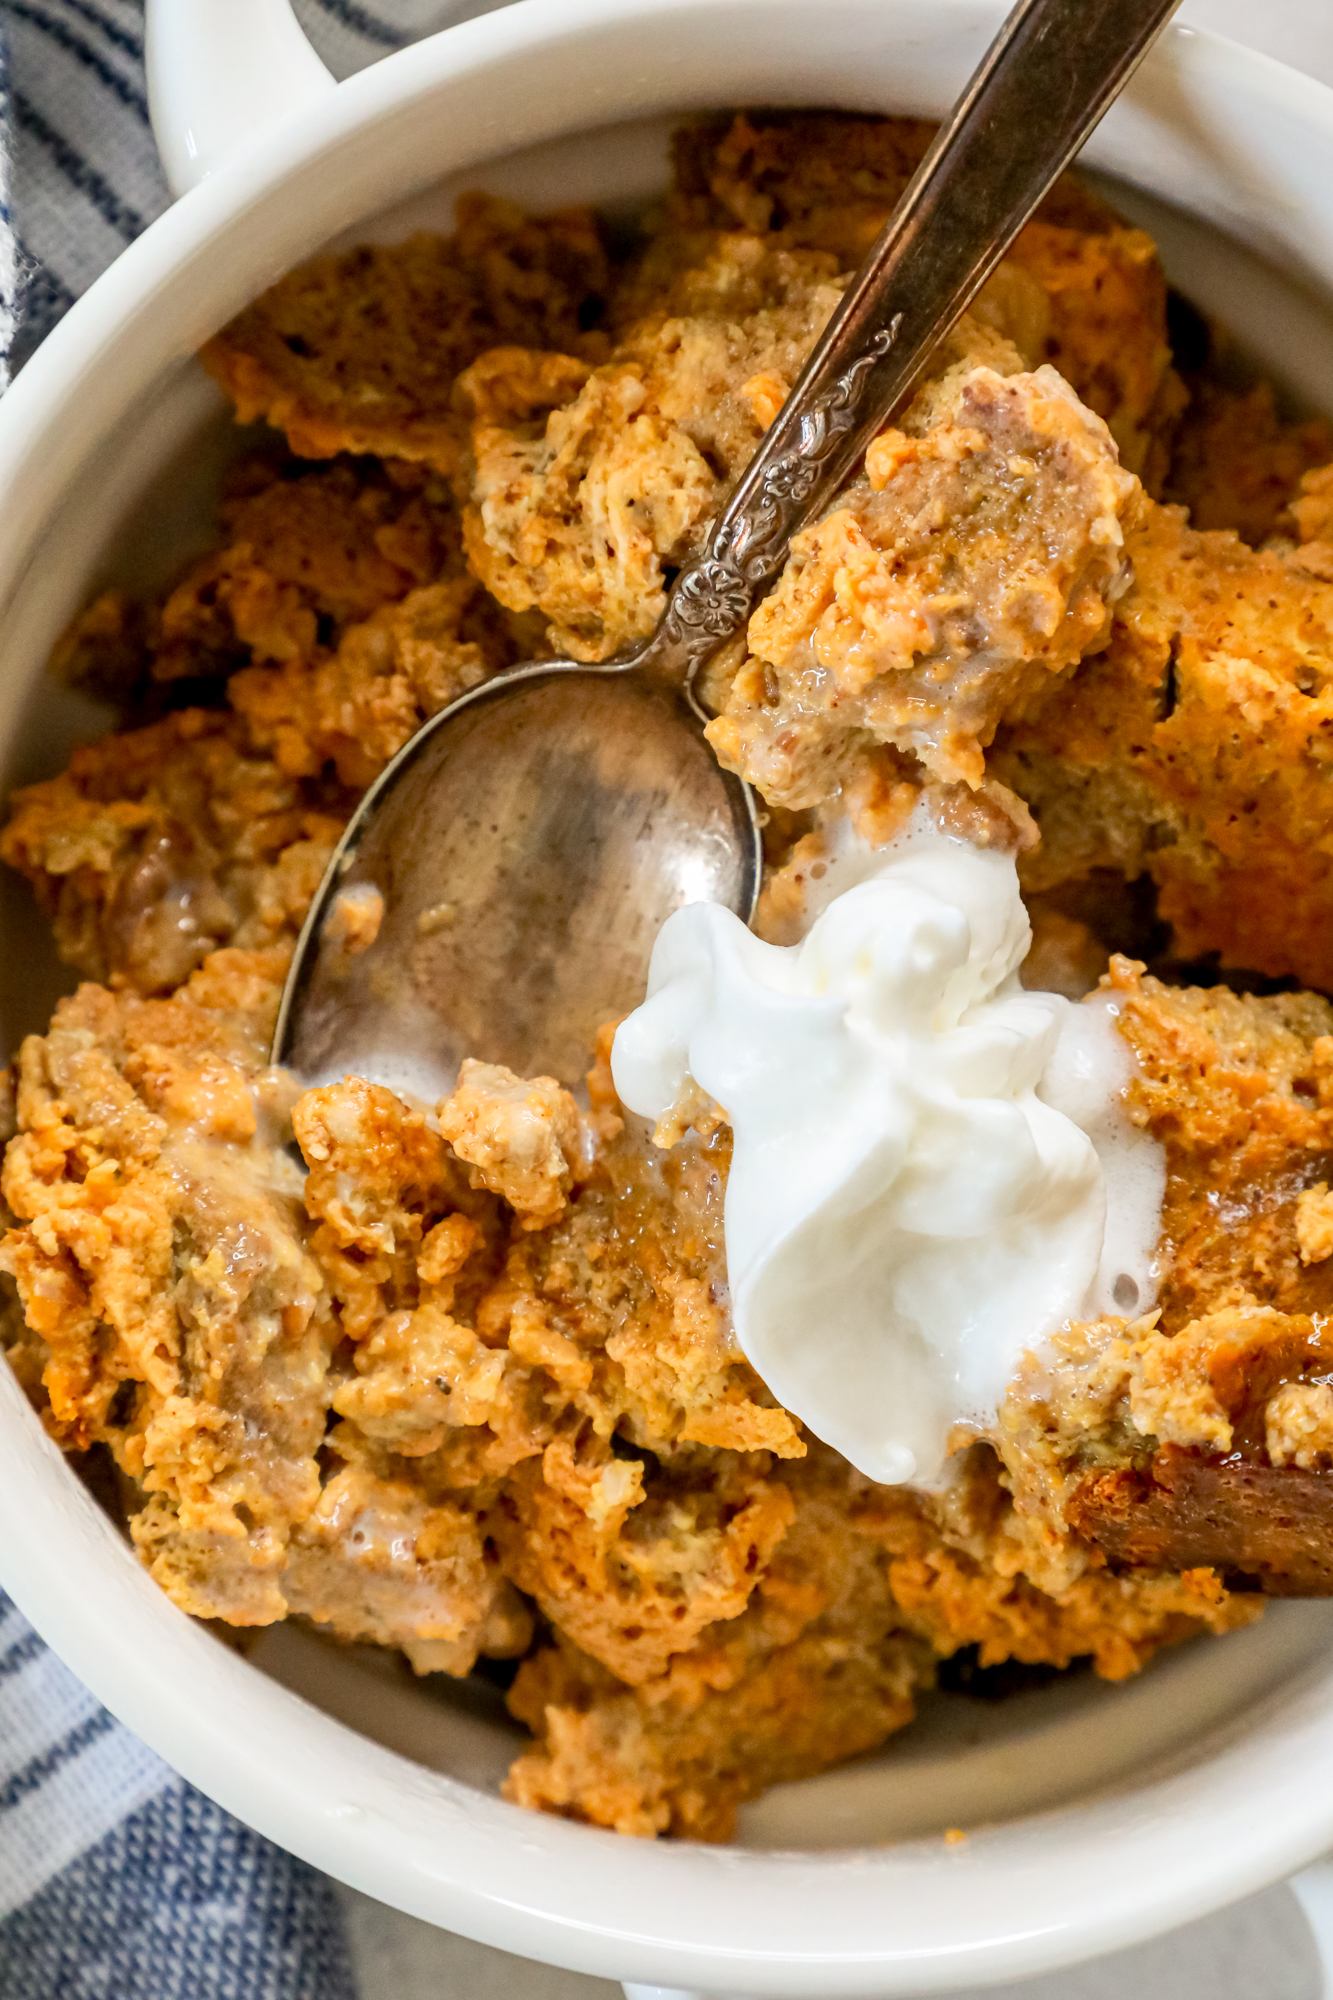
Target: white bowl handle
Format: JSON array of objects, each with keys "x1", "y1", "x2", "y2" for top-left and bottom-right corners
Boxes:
[
  {"x1": 622, "y1": 1866, "x2": 1333, "y2": 1998},
  {"x1": 144, "y1": 0, "x2": 336, "y2": 199}
]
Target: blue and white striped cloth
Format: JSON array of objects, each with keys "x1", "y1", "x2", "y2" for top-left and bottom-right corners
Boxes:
[{"x1": 0, "y1": 9, "x2": 506, "y2": 1990}]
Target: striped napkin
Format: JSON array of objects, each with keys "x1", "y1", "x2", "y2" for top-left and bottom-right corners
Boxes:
[{"x1": 0, "y1": 7, "x2": 504, "y2": 1992}]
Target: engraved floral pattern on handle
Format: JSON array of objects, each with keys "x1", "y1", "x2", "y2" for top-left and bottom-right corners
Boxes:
[{"x1": 663, "y1": 315, "x2": 904, "y2": 670}]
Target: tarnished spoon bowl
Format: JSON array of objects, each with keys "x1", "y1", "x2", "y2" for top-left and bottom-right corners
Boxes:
[
  {"x1": 272, "y1": 663, "x2": 758, "y2": 1096},
  {"x1": 274, "y1": 0, "x2": 1182, "y2": 1097}
]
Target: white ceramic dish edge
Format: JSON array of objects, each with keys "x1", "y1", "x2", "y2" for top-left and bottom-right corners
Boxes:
[{"x1": 1, "y1": 3, "x2": 1333, "y2": 1994}]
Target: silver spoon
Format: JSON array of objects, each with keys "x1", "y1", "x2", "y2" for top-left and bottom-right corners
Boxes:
[{"x1": 273, "y1": 0, "x2": 1180, "y2": 1099}]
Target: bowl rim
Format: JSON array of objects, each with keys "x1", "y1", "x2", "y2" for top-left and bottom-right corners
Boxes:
[{"x1": 4, "y1": 2, "x2": 1333, "y2": 1991}]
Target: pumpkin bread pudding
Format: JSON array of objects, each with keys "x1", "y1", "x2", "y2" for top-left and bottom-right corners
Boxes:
[{"x1": 5, "y1": 113, "x2": 1333, "y2": 1842}]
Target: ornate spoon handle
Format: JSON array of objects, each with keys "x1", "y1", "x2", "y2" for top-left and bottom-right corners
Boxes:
[{"x1": 637, "y1": 0, "x2": 1181, "y2": 690}]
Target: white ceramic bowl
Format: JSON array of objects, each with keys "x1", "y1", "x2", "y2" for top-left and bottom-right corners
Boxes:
[{"x1": 5, "y1": 4, "x2": 1333, "y2": 1995}]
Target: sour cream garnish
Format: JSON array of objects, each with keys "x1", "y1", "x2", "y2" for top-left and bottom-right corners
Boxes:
[{"x1": 611, "y1": 825, "x2": 1164, "y2": 1486}]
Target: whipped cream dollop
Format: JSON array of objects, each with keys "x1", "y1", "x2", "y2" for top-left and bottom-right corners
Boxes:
[{"x1": 610, "y1": 823, "x2": 1164, "y2": 1486}]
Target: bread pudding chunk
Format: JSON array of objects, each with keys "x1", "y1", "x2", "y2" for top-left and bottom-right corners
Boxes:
[
  {"x1": 994, "y1": 492, "x2": 1333, "y2": 992},
  {"x1": 200, "y1": 194, "x2": 612, "y2": 477},
  {"x1": 438, "y1": 1058, "x2": 592, "y2": 1230},
  {"x1": 457, "y1": 233, "x2": 851, "y2": 661},
  {"x1": 708, "y1": 364, "x2": 1140, "y2": 809},
  {"x1": 996, "y1": 963, "x2": 1333, "y2": 1593}
]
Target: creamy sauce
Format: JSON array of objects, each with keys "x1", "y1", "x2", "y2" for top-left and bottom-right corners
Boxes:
[{"x1": 611, "y1": 823, "x2": 1165, "y2": 1486}]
